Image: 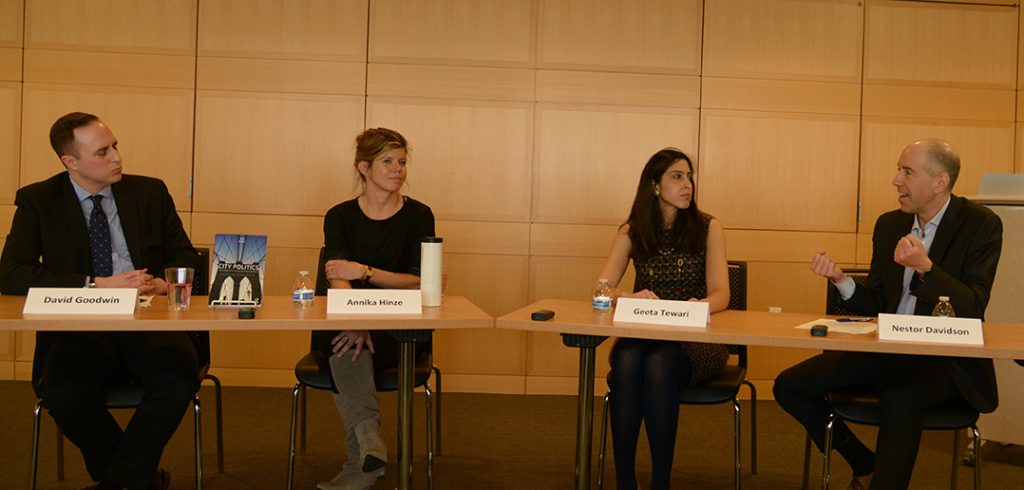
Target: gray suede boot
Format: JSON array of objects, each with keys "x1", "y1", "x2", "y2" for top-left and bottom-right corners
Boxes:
[{"x1": 329, "y1": 352, "x2": 388, "y2": 474}]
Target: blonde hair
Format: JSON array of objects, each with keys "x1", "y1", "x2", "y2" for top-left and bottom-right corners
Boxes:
[{"x1": 354, "y1": 128, "x2": 409, "y2": 188}]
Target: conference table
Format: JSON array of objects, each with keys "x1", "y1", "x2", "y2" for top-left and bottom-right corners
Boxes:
[
  {"x1": 496, "y1": 298, "x2": 1024, "y2": 490},
  {"x1": 0, "y1": 294, "x2": 492, "y2": 490}
]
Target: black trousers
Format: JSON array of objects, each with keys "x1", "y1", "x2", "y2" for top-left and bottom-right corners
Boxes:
[
  {"x1": 773, "y1": 351, "x2": 960, "y2": 490},
  {"x1": 38, "y1": 331, "x2": 199, "y2": 490}
]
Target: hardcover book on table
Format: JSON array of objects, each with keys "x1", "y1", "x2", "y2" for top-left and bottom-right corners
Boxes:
[{"x1": 208, "y1": 234, "x2": 267, "y2": 307}]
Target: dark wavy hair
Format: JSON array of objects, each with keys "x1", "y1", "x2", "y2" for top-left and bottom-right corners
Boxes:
[{"x1": 625, "y1": 148, "x2": 709, "y2": 260}]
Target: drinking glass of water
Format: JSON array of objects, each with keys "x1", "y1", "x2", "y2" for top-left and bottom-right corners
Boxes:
[{"x1": 165, "y1": 267, "x2": 194, "y2": 310}]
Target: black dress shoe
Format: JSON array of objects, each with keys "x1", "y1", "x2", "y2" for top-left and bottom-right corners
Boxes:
[{"x1": 148, "y1": 468, "x2": 171, "y2": 490}]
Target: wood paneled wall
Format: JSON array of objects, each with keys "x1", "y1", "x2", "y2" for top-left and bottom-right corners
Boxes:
[{"x1": 0, "y1": 0, "x2": 1020, "y2": 396}]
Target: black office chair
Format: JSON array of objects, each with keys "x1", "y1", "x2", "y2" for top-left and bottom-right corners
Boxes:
[
  {"x1": 597, "y1": 261, "x2": 755, "y2": 490},
  {"x1": 30, "y1": 247, "x2": 223, "y2": 490},
  {"x1": 285, "y1": 247, "x2": 441, "y2": 490},
  {"x1": 801, "y1": 270, "x2": 981, "y2": 490}
]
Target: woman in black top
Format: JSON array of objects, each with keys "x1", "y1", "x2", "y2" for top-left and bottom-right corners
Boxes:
[
  {"x1": 597, "y1": 148, "x2": 730, "y2": 490},
  {"x1": 315, "y1": 128, "x2": 435, "y2": 490}
]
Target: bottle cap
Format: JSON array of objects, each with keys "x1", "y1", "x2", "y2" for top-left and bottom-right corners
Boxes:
[
  {"x1": 939, "y1": 295, "x2": 950, "y2": 301},
  {"x1": 299, "y1": 270, "x2": 309, "y2": 276},
  {"x1": 423, "y1": 236, "x2": 443, "y2": 243},
  {"x1": 598, "y1": 278, "x2": 609, "y2": 283}
]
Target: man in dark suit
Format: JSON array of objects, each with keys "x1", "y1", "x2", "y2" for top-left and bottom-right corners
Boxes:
[
  {"x1": 0, "y1": 112, "x2": 201, "y2": 490},
  {"x1": 774, "y1": 139, "x2": 1002, "y2": 490}
]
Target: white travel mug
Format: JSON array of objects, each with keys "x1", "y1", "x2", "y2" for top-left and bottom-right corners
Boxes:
[{"x1": 421, "y1": 237, "x2": 443, "y2": 307}]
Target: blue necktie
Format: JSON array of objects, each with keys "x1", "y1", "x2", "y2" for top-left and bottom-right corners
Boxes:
[{"x1": 88, "y1": 195, "x2": 113, "y2": 277}]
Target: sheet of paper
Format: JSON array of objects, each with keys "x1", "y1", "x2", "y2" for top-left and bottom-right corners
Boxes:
[{"x1": 794, "y1": 318, "x2": 877, "y2": 335}]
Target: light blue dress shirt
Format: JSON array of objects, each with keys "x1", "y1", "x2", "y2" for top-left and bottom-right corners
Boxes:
[{"x1": 70, "y1": 178, "x2": 135, "y2": 276}]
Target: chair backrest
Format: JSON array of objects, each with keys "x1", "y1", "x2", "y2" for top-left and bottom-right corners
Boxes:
[
  {"x1": 726, "y1": 261, "x2": 748, "y2": 365},
  {"x1": 314, "y1": 247, "x2": 330, "y2": 296},
  {"x1": 191, "y1": 247, "x2": 211, "y2": 296},
  {"x1": 188, "y1": 247, "x2": 211, "y2": 368},
  {"x1": 825, "y1": 268, "x2": 870, "y2": 316}
]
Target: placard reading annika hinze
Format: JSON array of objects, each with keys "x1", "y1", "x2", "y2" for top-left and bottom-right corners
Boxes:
[
  {"x1": 23, "y1": 288, "x2": 138, "y2": 315},
  {"x1": 613, "y1": 298, "x2": 709, "y2": 328},
  {"x1": 327, "y1": 289, "x2": 422, "y2": 315},
  {"x1": 878, "y1": 313, "x2": 984, "y2": 345}
]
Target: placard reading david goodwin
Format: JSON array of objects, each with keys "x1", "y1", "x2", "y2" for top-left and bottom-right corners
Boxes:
[{"x1": 24, "y1": 288, "x2": 138, "y2": 315}]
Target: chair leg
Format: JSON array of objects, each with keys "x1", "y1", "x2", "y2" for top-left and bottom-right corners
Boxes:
[
  {"x1": 972, "y1": 426, "x2": 981, "y2": 490},
  {"x1": 951, "y1": 429, "x2": 961, "y2": 490},
  {"x1": 31, "y1": 401, "x2": 42, "y2": 490},
  {"x1": 204, "y1": 373, "x2": 224, "y2": 473},
  {"x1": 732, "y1": 398, "x2": 742, "y2": 490},
  {"x1": 822, "y1": 412, "x2": 835, "y2": 490},
  {"x1": 425, "y1": 382, "x2": 434, "y2": 490},
  {"x1": 286, "y1": 383, "x2": 301, "y2": 490},
  {"x1": 743, "y1": 380, "x2": 758, "y2": 474},
  {"x1": 299, "y1": 384, "x2": 308, "y2": 455},
  {"x1": 802, "y1": 433, "x2": 812, "y2": 490},
  {"x1": 596, "y1": 391, "x2": 610, "y2": 490},
  {"x1": 432, "y1": 365, "x2": 442, "y2": 456},
  {"x1": 56, "y1": 425, "x2": 64, "y2": 481},
  {"x1": 194, "y1": 396, "x2": 203, "y2": 490}
]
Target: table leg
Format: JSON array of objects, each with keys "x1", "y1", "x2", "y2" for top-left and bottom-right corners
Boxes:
[
  {"x1": 575, "y1": 345, "x2": 597, "y2": 490},
  {"x1": 562, "y1": 333, "x2": 607, "y2": 490},
  {"x1": 397, "y1": 340, "x2": 415, "y2": 490}
]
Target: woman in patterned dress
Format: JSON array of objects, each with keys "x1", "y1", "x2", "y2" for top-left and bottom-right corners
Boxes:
[{"x1": 597, "y1": 148, "x2": 730, "y2": 489}]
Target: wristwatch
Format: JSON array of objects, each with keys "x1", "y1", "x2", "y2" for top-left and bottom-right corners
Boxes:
[{"x1": 361, "y1": 265, "x2": 374, "y2": 283}]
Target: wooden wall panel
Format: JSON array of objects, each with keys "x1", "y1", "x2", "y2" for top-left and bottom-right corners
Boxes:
[
  {"x1": 20, "y1": 84, "x2": 195, "y2": 209},
  {"x1": 699, "y1": 110, "x2": 860, "y2": 232},
  {"x1": 0, "y1": 0, "x2": 22, "y2": 48},
  {"x1": 725, "y1": 230, "x2": 856, "y2": 264},
  {"x1": 865, "y1": 1, "x2": 1017, "y2": 88},
  {"x1": 703, "y1": 0, "x2": 863, "y2": 82},
  {"x1": 436, "y1": 220, "x2": 531, "y2": 256},
  {"x1": 863, "y1": 85, "x2": 1014, "y2": 122},
  {"x1": 368, "y1": 64, "x2": 534, "y2": 102},
  {"x1": 0, "y1": 331, "x2": 12, "y2": 362},
  {"x1": 366, "y1": 97, "x2": 533, "y2": 222},
  {"x1": 859, "y1": 119, "x2": 1015, "y2": 233},
  {"x1": 433, "y1": 253, "x2": 529, "y2": 375},
  {"x1": 197, "y1": 58, "x2": 365, "y2": 96},
  {"x1": 369, "y1": 0, "x2": 535, "y2": 67},
  {"x1": 26, "y1": 0, "x2": 196, "y2": 55},
  {"x1": 702, "y1": 78, "x2": 861, "y2": 115},
  {"x1": 194, "y1": 91, "x2": 364, "y2": 215},
  {"x1": 198, "y1": 0, "x2": 366, "y2": 61},
  {"x1": 0, "y1": 48, "x2": 19, "y2": 81},
  {"x1": 537, "y1": 71, "x2": 699, "y2": 108},
  {"x1": 24, "y1": 50, "x2": 195, "y2": 89},
  {"x1": 190, "y1": 213, "x2": 323, "y2": 249},
  {"x1": 533, "y1": 105, "x2": 699, "y2": 224},
  {"x1": 538, "y1": 0, "x2": 702, "y2": 74},
  {"x1": 1017, "y1": 122, "x2": 1024, "y2": 174},
  {"x1": 530, "y1": 223, "x2": 619, "y2": 258},
  {"x1": 0, "y1": 83, "x2": 19, "y2": 203}
]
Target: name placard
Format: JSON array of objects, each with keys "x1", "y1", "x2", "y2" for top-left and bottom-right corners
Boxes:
[
  {"x1": 877, "y1": 313, "x2": 983, "y2": 345},
  {"x1": 327, "y1": 289, "x2": 422, "y2": 315},
  {"x1": 613, "y1": 298, "x2": 708, "y2": 328},
  {"x1": 24, "y1": 288, "x2": 138, "y2": 315}
]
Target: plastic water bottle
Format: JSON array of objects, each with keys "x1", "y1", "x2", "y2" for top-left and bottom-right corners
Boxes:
[
  {"x1": 932, "y1": 295, "x2": 955, "y2": 317},
  {"x1": 292, "y1": 271, "x2": 314, "y2": 307},
  {"x1": 592, "y1": 278, "x2": 612, "y2": 314}
]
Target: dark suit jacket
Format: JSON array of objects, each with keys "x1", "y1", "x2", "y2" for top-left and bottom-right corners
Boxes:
[
  {"x1": 0, "y1": 172, "x2": 200, "y2": 394},
  {"x1": 840, "y1": 195, "x2": 1003, "y2": 413}
]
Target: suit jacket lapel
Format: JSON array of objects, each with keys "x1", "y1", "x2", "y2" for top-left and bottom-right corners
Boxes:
[
  {"x1": 112, "y1": 181, "x2": 143, "y2": 269},
  {"x1": 927, "y1": 195, "x2": 961, "y2": 268},
  {"x1": 58, "y1": 174, "x2": 92, "y2": 264}
]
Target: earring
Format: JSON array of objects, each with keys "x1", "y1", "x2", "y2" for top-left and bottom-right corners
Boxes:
[{"x1": 655, "y1": 189, "x2": 660, "y2": 196}]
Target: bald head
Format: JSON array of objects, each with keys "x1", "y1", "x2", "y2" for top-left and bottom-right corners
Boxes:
[{"x1": 903, "y1": 139, "x2": 960, "y2": 192}]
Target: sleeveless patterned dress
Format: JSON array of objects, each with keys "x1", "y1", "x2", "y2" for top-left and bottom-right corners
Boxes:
[{"x1": 630, "y1": 221, "x2": 729, "y2": 386}]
